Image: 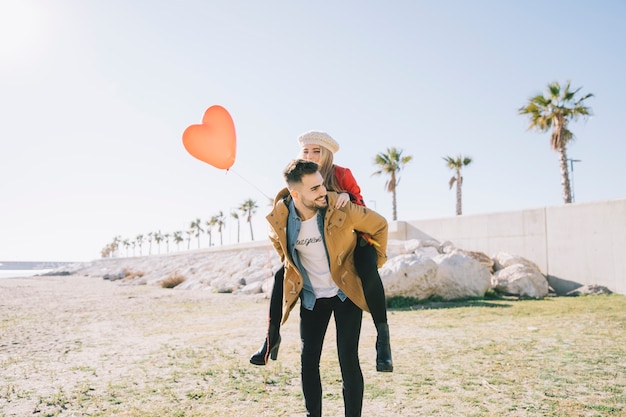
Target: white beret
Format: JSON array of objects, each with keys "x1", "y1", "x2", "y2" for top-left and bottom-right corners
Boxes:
[{"x1": 297, "y1": 130, "x2": 339, "y2": 154}]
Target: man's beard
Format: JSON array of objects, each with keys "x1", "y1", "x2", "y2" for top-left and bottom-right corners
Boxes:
[{"x1": 303, "y1": 196, "x2": 327, "y2": 211}]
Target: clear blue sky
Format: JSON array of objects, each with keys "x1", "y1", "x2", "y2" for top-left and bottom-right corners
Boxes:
[{"x1": 1, "y1": 0, "x2": 624, "y2": 262}]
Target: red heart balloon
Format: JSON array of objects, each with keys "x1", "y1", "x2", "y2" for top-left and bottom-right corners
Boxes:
[{"x1": 182, "y1": 105, "x2": 236, "y2": 170}]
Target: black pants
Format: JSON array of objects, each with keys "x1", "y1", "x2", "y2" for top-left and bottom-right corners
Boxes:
[
  {"x1": 353, "y1": 242, "x2": 388, "y2": 325},
  {"x1": 268, "y1": 243, "x2": 387, "y2": 327},
  {"x1": 268, "y1": 265, "x2": 285, "y2": 327},
  {"x1": 300, "y1": 296, "x2": 363, "y2": 417}
]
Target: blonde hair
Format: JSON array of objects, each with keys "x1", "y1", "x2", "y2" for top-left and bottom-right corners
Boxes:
[{"x1": 316, "y1": 146, "x2": 343, "y2": 193}]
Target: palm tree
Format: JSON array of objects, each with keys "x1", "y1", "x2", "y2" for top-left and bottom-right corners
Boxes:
[
  {"x1": 154, "y1": 231, "x2": 163, "y2": 254},
  {"x1": 206, "y1": 217, "x2": 216, "y2": 247},
  {"x1": 190, "y1": 219, "x2": 204, "y2": 248},
  {"x1": 122, "y1": 239, "x2": 130, "y2": 257},
  {"x1": 240, "y1": 199, "x2": 258, "y2": 241},
  {"x1": 101, "y1": 238, "x2": 120, "y2": 258},
  {"x1": 518, "y1": 81, "x2": 593, "y2": 204},
  {"x1": 372, "y1": 147, "x2": 413, "y2": 221},
  {"x1": 443, "y1": 154, "x2": 473, "y2": 215},
  {"x1": 136, "y1": 234, "x2": 144, "y2": 256},
  {"x1": 110, "y1": 236, "x2": 121, "y2": 257},
  {"x1": 215, "y1": 211, "x2": 226, "y2": 246},
  {"x1": 173, "y1": 231, "x2": 183, "y2": 251},
  {"x1": 185, "y1": 230, "x2": 193, "y2": 250},
  {"x1": 100, "y1": 244, "x2": 112, "y2": 258},
  {"x1": 163, "y1": 232, "x2": 170, "y2": 253},
  {"x1": 231, "y1": 210, "x2": 240, "y2": 244},
  {"x1": 147, "y1": 232, "x2": 154, "y2": 255}
]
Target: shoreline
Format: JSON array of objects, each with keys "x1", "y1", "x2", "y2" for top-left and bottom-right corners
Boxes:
[{"x1": 0, "y1": 269, "x2": 53, "y2": 279}]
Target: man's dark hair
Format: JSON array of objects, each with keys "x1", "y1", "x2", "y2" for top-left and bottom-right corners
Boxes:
[{"x1": 283, "y1": 159, "x2": 319, "y2": 187}]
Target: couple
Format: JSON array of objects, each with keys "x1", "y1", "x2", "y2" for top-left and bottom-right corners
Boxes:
[{"x1": 250, "y1": 131, "x2": 393, "y2": 417}]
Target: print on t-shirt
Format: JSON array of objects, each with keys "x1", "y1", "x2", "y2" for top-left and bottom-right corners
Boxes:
[{"x1": 296, "y1": 216, "x2": 338, "y2": 298}]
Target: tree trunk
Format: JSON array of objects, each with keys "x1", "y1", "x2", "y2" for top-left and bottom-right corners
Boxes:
[
  {"x1": 249, "y1": 221, "x2": 255, "y2": 241},
  {"x1": 391, "y1": 172, "x2": 398, "y2": 221},
  {"x1": 456, "y1": 174, "x2": 463, "y2": 215},
  {"x1": 559, "y1": 146, "x2": 572, "y2": 204},
  {"x1": 392, "y1": 187, "x2": 398, "y2": 221}
]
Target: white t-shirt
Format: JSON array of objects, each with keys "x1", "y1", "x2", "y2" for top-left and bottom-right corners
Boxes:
[{"x1": 296, "y1": 216, "x2": 338, "y2": 299}]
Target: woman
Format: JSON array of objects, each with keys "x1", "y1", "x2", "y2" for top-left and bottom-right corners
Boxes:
[{"x1": 250, "y1": 131, "x2": 393, "y2": 372}]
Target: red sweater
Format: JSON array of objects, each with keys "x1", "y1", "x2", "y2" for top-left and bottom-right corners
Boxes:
[
  {"x1": 334, "y1": 165, "x2": 380, "y2": 245},
  {"x1": 333, "y1": 165, "x2": 365, "y2": 206}
]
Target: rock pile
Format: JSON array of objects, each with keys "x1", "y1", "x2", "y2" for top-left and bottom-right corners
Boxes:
[{"x1": 52, "y1": 239, "x2": 562, "y2": 300}]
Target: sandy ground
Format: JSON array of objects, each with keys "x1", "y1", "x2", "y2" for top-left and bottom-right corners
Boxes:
[
  {"x1": 1, "y1": 274, "x2": 391, "y2": 416},
  {"x1": 0, "y1": 275, "x2": 279, "y2": 416},
  {"x1": 2, "y1": 275, "x2": 626, "y2": 417}
]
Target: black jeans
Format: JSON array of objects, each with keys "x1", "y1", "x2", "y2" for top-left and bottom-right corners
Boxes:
[
  {"x1": 300, "y1": 296, "x2": 363, "y2": 417},
  {"x1": 353, "y1": 242, "x2": 388, "y2": 325},
  {"x1": 268, "y1": 265, "x2": 285, "y2": 328}
]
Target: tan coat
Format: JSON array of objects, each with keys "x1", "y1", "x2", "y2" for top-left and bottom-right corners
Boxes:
[{"x1": 266, "y1": 188, "x2": 388, "y2": 324}]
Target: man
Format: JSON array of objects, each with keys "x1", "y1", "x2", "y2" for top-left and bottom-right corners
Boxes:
[{"x1": 266, "y1": 159, "x2": 389, "y2": 417}]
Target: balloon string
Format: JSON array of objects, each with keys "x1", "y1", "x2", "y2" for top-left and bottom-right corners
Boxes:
[{"x1": 227, "y1": 168, "x2": 274, "y2": 202}]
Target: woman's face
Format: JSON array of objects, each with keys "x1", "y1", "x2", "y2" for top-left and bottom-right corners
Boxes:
[{"x1": 300, "y1": 144, "x2": 322, "y2": 163}]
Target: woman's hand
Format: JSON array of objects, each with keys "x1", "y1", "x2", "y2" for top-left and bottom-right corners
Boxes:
[{"x1": 335, "y1": 193, "x2": 350, "y2": 208}]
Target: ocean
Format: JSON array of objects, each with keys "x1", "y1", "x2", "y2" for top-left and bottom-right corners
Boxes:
[{"x1": 0, "y1": 269, "x2": 53, "y2": 279}]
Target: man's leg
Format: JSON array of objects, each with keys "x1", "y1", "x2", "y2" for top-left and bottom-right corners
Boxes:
[
  {"x1": 334, "y1": 297, "x2": 364, "y2": 417},
  {"x1": 300, "y1": 298, "x2": 333, "y2": 417}
]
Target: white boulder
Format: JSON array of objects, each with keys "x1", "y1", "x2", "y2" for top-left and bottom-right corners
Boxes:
[{"x1": 432, "y1": 251, "x2": 492, "y2": 300}]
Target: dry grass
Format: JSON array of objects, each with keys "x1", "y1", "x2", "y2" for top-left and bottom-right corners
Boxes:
[
  {"x1": 0, "y1": 275, "x2": 624, "y2": 417},
  {"x1": 121, "y1": 269, "x2": 144, "y2": 282},
  {"x1": 160, "y1": 272, "x2": 187, "y2": 288}
]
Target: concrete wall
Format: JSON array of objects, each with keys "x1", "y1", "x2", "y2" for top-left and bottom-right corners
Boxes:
[{"x1": 388, "y1": 198, "x2": 626, "y2": 295}]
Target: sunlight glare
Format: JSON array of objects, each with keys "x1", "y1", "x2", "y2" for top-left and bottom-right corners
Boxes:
[{"x1": 0, "y1": 0, "x2": 41, "y2": 60}]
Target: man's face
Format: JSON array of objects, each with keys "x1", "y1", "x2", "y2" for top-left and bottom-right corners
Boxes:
[{"x1": 294, "y1": 171, "x2": 327, "y2": 212}]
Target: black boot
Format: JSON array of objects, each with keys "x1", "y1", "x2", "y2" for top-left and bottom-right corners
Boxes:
[
  {"x1": 250, "y1": 324, "x2": 281, "y2": 366},
  {"x1": 375, "y1": 323, "x2": 393, "y2": 372}
]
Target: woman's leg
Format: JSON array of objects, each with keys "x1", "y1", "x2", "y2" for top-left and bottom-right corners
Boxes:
[
  {"x1": 353, "y1": 242, "x2": 393, "y2": 372},
  {"x1": 250, "y1": 265, "x2": 285, "y2": 365},
  {"x1": 353, "y1": 243, "x2": 387, "y2": 325},
  {"x1": 268, "y1": 265, "x2": 284, "y2": 328}
]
